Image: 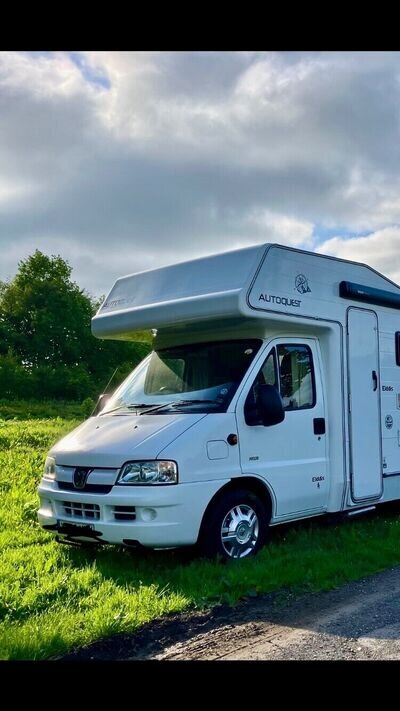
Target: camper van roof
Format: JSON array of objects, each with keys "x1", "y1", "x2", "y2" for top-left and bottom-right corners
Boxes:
[
  {"x1": 92, "y1": 242, "x2": 400, "y2": 340},
  {"x1": 92, "y1": 243, "x2": 267, "y2": 339}
]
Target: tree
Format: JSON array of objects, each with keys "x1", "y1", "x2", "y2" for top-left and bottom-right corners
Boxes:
[
  {"x1": 0, "y1": 251, "x2": 152, "y2": 400},
  {"x1": 0, "y1": 251, "x2": 94, "y2": 367}
]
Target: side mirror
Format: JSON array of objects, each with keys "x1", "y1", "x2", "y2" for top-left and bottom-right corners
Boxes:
[
  {"x1": 258, "y1": 384, "x2": 285, "y2": 426},
  {"x1": 92, "y1": 393, "x2": 111, "y2": 416}
]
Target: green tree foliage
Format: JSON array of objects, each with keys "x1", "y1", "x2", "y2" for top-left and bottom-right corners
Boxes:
[{"x1": 0, "y1": 251, "x2": 152, "y2": 401}]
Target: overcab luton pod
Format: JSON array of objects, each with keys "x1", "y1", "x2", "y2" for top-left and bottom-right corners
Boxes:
[{"x1": 38, "y1": 244, "x2": 400, "y2": 560}]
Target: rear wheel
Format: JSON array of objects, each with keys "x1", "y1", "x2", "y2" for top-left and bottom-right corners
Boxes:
[{"x1": 199, "y1": 489, "x2": 269, "y2": 561}]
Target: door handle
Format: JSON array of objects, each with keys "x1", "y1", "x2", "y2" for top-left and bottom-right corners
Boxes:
[
  {"x1": 313, "y1": 418, "x2": 326, "y2": 435},
  {"x1": 372, "y1": 370, "x2": 378, "y2": 391}
]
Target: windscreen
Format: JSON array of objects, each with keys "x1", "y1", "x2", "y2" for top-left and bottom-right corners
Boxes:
[{"x1": 101, "y1": 339, "x2": 262, "y2": 415}]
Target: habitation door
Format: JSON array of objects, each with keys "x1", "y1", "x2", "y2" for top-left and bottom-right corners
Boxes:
[
  {"x1": 347, "y1": 308, "x2": 382, "y2": 501},
  {"x1": 237, "y1": 338, "x2": 328, "y2": 519}
]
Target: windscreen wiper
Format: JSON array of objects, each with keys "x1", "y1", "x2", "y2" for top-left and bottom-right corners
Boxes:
[
  {"x1": 99, "y1": 404, "x2": 161, "y2": 416},
  {"x1": 103, "y1": 399, "x2": 221, "y2": 416},
  {"x1": 171, "y1": 399, "x2": 219, "y2": 406},
  {"x1": 138, "y1": 401, "x2": 178, "y2": 415},
  {"x1": 142, "y1": 399, "x2": 220, "y2": 414}
]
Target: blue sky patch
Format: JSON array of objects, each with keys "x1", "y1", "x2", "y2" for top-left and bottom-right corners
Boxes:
[
  {"x1": 313, "y1": 224, "x2": 371, "y2": 244},
  {"x1": 68, "y1": 52, "x2": 111, "y2": 89}
]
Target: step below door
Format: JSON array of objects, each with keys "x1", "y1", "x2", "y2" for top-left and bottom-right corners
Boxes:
[{"x1": 347, "y1": 308, "x2": 382, "y2": 501}]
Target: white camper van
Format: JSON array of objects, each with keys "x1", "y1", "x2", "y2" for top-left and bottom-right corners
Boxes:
[{"x1": 37, "y1": 243, "x2": 400, "y2": 560}]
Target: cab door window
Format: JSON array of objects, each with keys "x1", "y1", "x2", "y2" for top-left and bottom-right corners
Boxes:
[
  {"x1": 277, "y1": 345, "x2": 315, "y2": 410},
  {"x1": 261, "y1": 349, "x2": 278, "y2": 388},
  {"x1": 244, "y1": 343, "x2": 316, "y2": 425},
  {"x1": 244, "y1": 348, "x2": 278, "y2": 425}
]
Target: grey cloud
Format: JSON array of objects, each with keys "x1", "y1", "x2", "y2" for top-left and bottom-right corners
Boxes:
[{"x1": 2, "y1": 51, "x2": 400, "y2": 296}]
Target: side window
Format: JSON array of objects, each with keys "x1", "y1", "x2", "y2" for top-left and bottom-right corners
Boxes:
[
  {"x1": 244, "y1": 348, "x2": 278, "y2": 425},
  {"x1": 277, "y1": 344, "x2": 315, "y2": 410},
  {"x1": 261, "y1": 349, "x2": 278, "y2": 388}
]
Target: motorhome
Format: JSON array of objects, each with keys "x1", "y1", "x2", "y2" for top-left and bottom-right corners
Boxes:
[{"x1": 37, "y1": 243, "x2": 400, "y2": 560}]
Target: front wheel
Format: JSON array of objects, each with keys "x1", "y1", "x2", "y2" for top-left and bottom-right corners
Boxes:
[{"x1": 199, "y1": 489, "x2": 269, "y2": 561}]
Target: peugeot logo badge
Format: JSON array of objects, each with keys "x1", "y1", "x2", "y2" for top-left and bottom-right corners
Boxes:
[{"x1": 73, "y1": 467, "x2": 91, "y2": 490}]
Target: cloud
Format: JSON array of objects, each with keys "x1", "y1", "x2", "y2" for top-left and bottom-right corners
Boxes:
[
  {"x1": 1, "y1": 51, "x2": 400, "y2": 295},
  {"x1": 246, "y1": 209, "x2": 314, "y2": 246},
  {"x1": 317, "y1": 227, "x2": 400, "y2": 285}
]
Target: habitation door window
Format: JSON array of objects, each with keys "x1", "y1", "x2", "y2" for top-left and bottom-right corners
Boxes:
[
  {"x1": 395, "y1": 332, "x2": 400, "y2": 366},
  {"x1": 277, "y1": 345, "x2": 315, "y2": 410}
]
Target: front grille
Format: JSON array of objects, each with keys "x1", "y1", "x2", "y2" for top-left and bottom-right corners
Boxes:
[
  {"x1": 58, "y1": 482, "x2": 113, "y2": 494},
  {"x1": 62, "y1": 501, "x2": 100, "y2": 520},
  {"x1": 113, "y1": 506, "x2": 136, "y2": 522}
]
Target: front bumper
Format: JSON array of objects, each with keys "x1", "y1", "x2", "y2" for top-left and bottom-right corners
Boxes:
[{"x1": 38, "y1": 478, "x2": 227, "y2": 548}]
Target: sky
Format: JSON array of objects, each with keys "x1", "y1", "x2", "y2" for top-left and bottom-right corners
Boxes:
[{"x1": 2, "y1": 50, "x2": 400, "y2": 296}]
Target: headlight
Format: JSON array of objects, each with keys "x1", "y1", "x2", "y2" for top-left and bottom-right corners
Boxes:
[
  {"x1": 43, "y1": 456, "x2": 56, "y2": 481},
  {"x1": 116, "y1": 460, "x2": 178, "y2": 485}
]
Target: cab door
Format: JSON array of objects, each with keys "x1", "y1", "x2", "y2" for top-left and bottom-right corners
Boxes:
[{"x1": 236, "y1": 339, "x2": 328, "y2": 519}]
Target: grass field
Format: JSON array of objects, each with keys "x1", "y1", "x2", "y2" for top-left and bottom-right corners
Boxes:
[
  {"x1": 0, "y1": 399, "x2": 91, "y2": 420},
  {"x1": 2, "y1": 417, "x2": 400, "y2": 660}
]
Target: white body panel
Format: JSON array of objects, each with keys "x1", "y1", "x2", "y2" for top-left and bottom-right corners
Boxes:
[
  {"x1": 49, "y1": 412, "x2": 207, "y2": 468},
  {"x1": 37, "y1": 243, "x2": 400, "y2": 549}
]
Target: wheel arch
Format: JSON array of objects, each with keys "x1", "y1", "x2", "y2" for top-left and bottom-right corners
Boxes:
[{"x1": 198, "y1": 475, "x2": 274, "y2": 542}]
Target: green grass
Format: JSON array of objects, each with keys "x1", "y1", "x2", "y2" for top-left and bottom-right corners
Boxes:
[
  {"x1": 0, "y1": 400, "x2": 90, "y2": 420},
  {"x1": 2, "y1": 417, "x2": 400, "y2": 660}
]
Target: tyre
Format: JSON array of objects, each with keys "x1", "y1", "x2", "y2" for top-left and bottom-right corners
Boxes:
[{"x1": 199, "y1": 488, "x2": 270, "y2": 561}]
